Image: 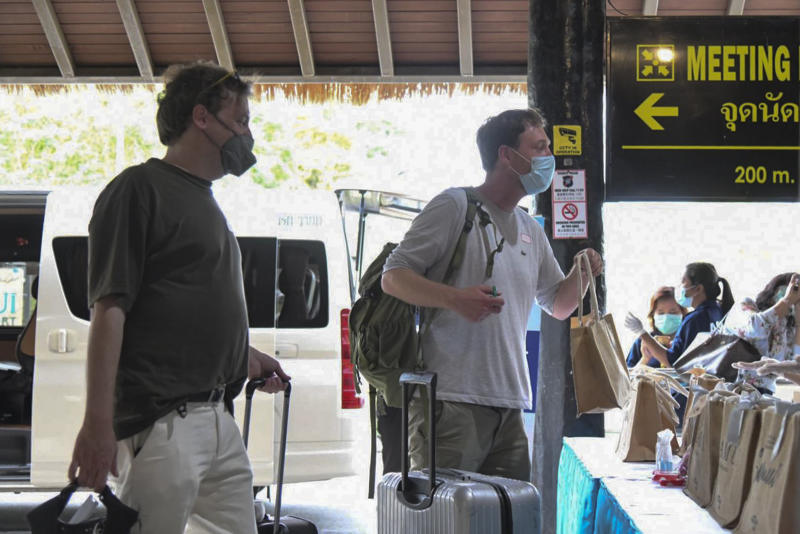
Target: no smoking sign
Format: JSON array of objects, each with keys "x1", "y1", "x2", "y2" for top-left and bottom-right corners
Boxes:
[
  {"x1": 552, "y1": 170, "x2": 588, "y2": 239},
  {"x1": 561, "y1": 203, "x2": 579, "y2": 220}
]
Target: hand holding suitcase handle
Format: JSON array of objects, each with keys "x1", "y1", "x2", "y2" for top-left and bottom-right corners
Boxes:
[
  {"x1": 244, "y1": 378, "x2": 291, "y2": 448},
  {"x1": 243, "y1": 377, "x2": 298, "y2": 534},
  {"x1": 399, "y1": 371, "x2": 438, "y2": 509}
]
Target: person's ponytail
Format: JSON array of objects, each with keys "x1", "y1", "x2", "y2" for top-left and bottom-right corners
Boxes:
[{"x1": 718, "y1": 276, "x2": 734, "y2": 316}]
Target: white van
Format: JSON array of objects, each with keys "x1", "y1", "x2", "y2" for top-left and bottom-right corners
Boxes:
[{"x1": 0, "y1": 185, "x2": 365, "y2": 500}]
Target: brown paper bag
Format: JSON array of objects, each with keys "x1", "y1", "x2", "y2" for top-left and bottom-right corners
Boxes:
[
  {"x1": 734, "y1": 403, "x2": 800, "y2": 534},
  {"x1": 570, "y1": 253, "x2": 630, "y2": 415},
  {"x1": 679, "y1": 373, "x2": 723, "y2": 456},
  {"x1": 616, "y1": 371, "x2": 684, "y2": 461},
  {"x1": 708, "y1": 394, "x2": 773, "y2": 528},
  {"x1": 684, "y1": 388, "x2": 737, "y2": 508}
]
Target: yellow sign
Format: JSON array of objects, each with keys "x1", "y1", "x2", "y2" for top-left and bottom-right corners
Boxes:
[
  {"x1": 553, "y1": 125, "x2": 582, "y2": 156},
  {"x1": 636, "y1": 44, "x2": 675, "y2": 82},
  {"x1": 634, "y1": 93, "x2": 679, "y2": 130}
]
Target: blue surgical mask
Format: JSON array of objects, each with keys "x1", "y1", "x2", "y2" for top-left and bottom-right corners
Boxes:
[
  {"x1": 654, "y1": 313, "x2": 682, "y2": 335},
  {"x1": 676, "y1": 285, "x2": 695, "y2": 308},
  {"x1": 511, "y1": 149, "x2": 556, "y2": 195}
]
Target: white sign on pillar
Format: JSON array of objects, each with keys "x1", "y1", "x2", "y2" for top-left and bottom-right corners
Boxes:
[{"x1": 552, "y1": 169, "x2": 588, "y2": 239}]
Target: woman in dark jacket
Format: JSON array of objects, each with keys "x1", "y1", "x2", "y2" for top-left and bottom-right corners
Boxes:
[{"x1": 625, "y1": 262, "x2": 735, "y2": 368}]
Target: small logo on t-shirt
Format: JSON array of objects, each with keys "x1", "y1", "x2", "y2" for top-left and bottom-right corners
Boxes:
[{"x1": 520, "y1": 233, "x2": 532, "y2": 244}]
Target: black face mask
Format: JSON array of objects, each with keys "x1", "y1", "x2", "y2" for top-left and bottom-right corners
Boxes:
[{"x1": 206, "y1": 114, "x2": 257, "y2": 177}]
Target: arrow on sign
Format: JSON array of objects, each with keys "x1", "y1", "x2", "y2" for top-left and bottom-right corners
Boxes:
[{"x1": 634, "y1": 93, "x2": 679, "y2": 131}]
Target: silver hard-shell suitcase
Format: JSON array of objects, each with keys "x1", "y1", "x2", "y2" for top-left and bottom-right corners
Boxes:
[{"x1": 377, "y1": 372, "x2": 541, "y2": 534}]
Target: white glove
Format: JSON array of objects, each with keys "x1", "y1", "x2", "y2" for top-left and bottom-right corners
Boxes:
[{"x1": 624, "y1": 312, "x2": 646, "y2": 337}]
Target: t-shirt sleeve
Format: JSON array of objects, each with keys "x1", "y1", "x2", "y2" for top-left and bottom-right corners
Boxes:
[
  {"x1": 87, "y1": 171, "x2": 151, "y2": 312},
  {"x1": 383, "y1": 191, "x2": 462, "y2": 277},
  {"x1": 533, "y1": 227, "x2": 565, "y2": 315}
]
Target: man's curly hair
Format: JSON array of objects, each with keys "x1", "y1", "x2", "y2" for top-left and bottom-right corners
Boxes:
[{"x1": 156, "y1": 62, "x2": 251, "y2": 146}]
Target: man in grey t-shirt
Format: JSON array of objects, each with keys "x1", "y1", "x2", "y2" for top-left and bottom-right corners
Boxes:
[{"x1": 382, "y1": 109, "x2": 603, "y2": 481}]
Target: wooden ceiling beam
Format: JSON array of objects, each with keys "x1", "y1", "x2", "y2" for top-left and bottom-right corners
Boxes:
[
  {"x1": 202, "y1": 0, "x2": 235, "y2": 71},
  {"x1": 727, "y1": 0, "x2": 746, "y2": 15},
  {"x1": 457, "y1": 0, "x2": 473, "y2": 77},
  {"x1": 371, "y1": 0, "x2": 394, "y2": 77},
  {"x1": 287, "y1": 0, "x2": 315, "y2": 77},
  {"x1": 642, "y1": 0, "x2": 659, "y2": 16},
  {"x1": 115, "y1": 0, "x2": 154, "y2": 79},
  {"x1": 31, "y1": 0, "x2": 75, "y2": 78}
]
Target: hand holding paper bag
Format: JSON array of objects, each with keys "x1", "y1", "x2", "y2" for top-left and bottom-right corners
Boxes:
[{"x1": 570, "y1": 252, "x2": 631, "y2": 415}]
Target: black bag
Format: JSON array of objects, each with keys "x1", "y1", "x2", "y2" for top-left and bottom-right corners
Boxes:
[
  {"x1": 27, "y1": 482, "x2": 138, "y2": 534},
  {"x1": 243, "y1": 380, "x2": 318, "y2": 534},
  {"x1": 672, "y1": 334, "x2": 760, "y2": 383}
]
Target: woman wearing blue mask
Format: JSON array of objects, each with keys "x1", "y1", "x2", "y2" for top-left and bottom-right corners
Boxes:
[
  {"x1": 625, "y1": 262, "x2": 735, "y2": 369},
  {"x1": 626, "y1": 286, "x2": 687, "y2": 368},
  {"x1": 723, "y1": 272, "x2": 800, "y2": 394}
]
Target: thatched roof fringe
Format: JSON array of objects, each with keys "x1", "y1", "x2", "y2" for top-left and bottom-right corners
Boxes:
[
  {"x1": 2, "y1": 82, "x2": 525, "y2": 104},
  {"x1": 253, "y1": 82, "x2": 526, "y2": 105}
]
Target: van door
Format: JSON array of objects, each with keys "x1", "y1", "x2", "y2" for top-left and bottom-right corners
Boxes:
[
  {"x1": 0, "y1": 192, "x2": 47, "y2": 481},
  {"x1": 32, "y1": 187, "x2": 101, "y2": 486},
  {"x1": 271, "y1": 190, "x2": 363, "y2": 482},
  {"x1": 335, "y1": 189, "x2": 427, "y2": 298}
]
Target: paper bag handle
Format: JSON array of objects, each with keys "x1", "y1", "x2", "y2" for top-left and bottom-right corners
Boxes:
[{"x1": 576, "y1": 251, "x2": 599, "y2": 326}]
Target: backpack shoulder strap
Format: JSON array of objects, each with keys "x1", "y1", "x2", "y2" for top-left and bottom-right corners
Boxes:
[
  {"x1": 416, "y1": 188, "x2": 484, "y2": 370},
  {"x1": 441, "y1": 187, "x2": 482, "y2": 285}
]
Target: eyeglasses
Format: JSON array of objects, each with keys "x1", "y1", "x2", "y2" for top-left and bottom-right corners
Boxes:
[{"x1": 204, "y1": 70, "x2": 241, "y2": 93}]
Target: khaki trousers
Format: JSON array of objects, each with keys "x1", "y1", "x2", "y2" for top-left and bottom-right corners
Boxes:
[
  {"x1": 408, "y1": 397, "x2": 531, "y2": 482},
  {"x1": 114, "y1": 402, "x2": 257, "y2": 534}
]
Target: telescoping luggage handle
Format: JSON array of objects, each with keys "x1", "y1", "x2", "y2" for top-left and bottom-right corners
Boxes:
[
  {"x1": 244, "y1": 378, "x2": 292, "y2": 534},
  {"x1": 399, "y1": 371, "x2": 437, "y2": 509}
]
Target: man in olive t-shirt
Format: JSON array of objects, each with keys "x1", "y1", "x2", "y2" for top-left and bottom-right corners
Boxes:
[{"x1": 68, "y1": 63, "x2": 289, "y2": 534}]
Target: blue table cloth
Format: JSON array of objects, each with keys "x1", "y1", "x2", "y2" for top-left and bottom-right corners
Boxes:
[
  {"x1": 557, "y1": 438, "x2": 729, "y2": 534},
  {"x1": 556, "y1": 440, "x2": 600, "y2": 534},
  {"x1": 594, "y1": 480, "x2": 641, "y2": 534}
]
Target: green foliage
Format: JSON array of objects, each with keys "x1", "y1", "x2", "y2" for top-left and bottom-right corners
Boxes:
[
  {"x1": 0, "y1": 88, "x2": 161, "y2": 186},
  {"x1": 252, "y1": 109, "x2": 400, "y2": 190},
  {"x1": 0, "y1": 88, "x2": 403, "y2": 190}
]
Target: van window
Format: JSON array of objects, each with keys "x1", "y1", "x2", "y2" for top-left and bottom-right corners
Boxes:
[
  {"x1": 51, "y1": 237, "x2": 328, "y2": 329},
  {"x1": 277, "y1": 240, "x2": 328, "y2": 328},
  {"x1": 52, "y1": 237, "x2": 90, "y2": 321},
  {"x1": 238, "y1": 237, "x2": 277, "y2": 328},
  {"x1": 0, "y1": 212, "x2": 44, "y2": 334}
]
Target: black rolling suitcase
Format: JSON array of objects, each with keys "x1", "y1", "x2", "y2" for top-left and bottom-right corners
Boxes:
[{"x1": 244, "y1": 379, "x2": 318, "y2": 534}]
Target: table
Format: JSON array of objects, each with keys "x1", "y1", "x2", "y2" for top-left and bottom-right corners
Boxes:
[{"x1": 557, "y1": 437, "x2": 731, "y2": 534}]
